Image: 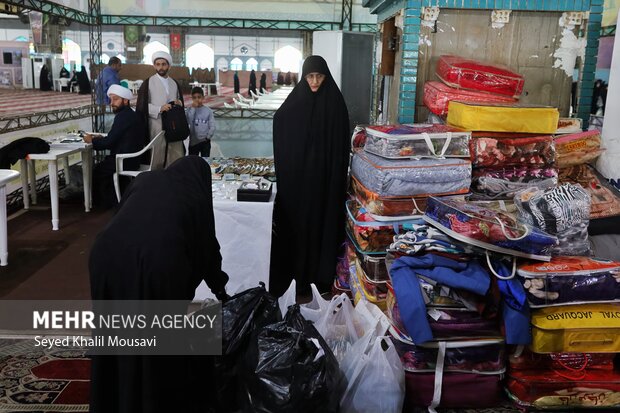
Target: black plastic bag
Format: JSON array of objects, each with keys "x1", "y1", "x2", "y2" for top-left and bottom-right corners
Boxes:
[
  {"x1": 240, "y1": 304, "x2": 346, "y2": 413},
  {"x1": 202, "y1": 283, "x2": 281, "y2": 412}
]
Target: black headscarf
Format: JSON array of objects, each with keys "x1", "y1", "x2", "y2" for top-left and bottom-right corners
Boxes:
[
  {"x1": 89, "y1": 156, "x2": 228, "y2": 413},
  {"x1": 259, "y1": 72, "x2": 267, "y2": 92},
  {"x1": 249, "y1": 69, "x2": 257, "y2": 95},
  {"x1": 270, "y1": 55, "x2": 350, "y2": 296},
  {"x1": 77, "y1": 65, "x2": 91, "y2": 94}
]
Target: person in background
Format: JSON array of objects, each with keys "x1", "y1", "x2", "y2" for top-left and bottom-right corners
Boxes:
[
  {"x1": 270, "y1": 55, "x2": 350, "y2": 296},
  {"x1": 249, "y1": 69, "x2": 257, "y2": 95},
  {"x1": 39, "y1": 64, "x2": 52, "y2": 91},
  {"x1": 89, "y1": 156, "x2": 229, "y2": 413},
  {"x1": 77, "y1": 65, "x2": 91, "y2": 94},
  {"x1": 82, "y1": 84, "x2": 145, "y2": 207},
  {"x1": 233, "y1": 71, "x2": 240, "y2": 94},
  {"x1": 186, "y1": 86, "x2": 215, "y2": 157},
  {"x1": 259, "y1": 72, "x2": 267, "y2": 93},
  {"x1": 284, "y1": 71, "x2": 291, "y2": 85},
  {"x1": 59, "y1": 66, "x2": 70, "y2": 78},
  {"x1": 136, "y1": 51, "x2": 185, "y2": 166},
  {"x1": 276, "y1": 71, "x2": 284, "y2": 85},
  {"x1": 96, "y1": 56, "x2": 122, "y2": 105}
]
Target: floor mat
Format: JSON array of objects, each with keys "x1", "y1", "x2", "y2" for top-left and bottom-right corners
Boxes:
[{"x1": 0, "y1": 341, "x2": 89, "y2": 412}]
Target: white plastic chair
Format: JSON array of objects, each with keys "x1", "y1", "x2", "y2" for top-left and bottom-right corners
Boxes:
[
  {"x1": 236, "y1": 93, "x2": 253, "y2": 105},
  {"x1": 113, "y1": 131, "x2": 166, "y2": 202},
  {"x1": 250, "y1": 90, "x2": 260, "y2": 100},
  {"x1": 233, "y1": 99, "x2": 251, "y2": 108}
]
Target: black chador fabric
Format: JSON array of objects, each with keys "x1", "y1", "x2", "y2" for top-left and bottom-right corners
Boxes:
[
  {"x1": 0, "y1": 137, "x2": 49, "y2": 169},
  {"x1": 259, "y1": 73, "x2": 267, "y2": 92},
  {"x1": 276, "y1": 72, "x2": 284, "y2": 85},
  {"x1": 248, "y1": 69, "x2": 257, "y2": 95},
  {"x1": 284, "y1": 71, "x2": 292, "y2": 85},
  {"x1": 89, "y1": 156, "x2": 228, "y2": 413},
  {"x1": 39, "y1": 65, "x2": 51, "y2": 91},
  {"x1": 270, "y1": 55, "x2": 350, "y2": 296},
  {"x1": 77, "y1": 66, "x2": 91, "y2": 94},
  {"x1": 233, "y1": 72, "x2": 240, "y2": 93}
]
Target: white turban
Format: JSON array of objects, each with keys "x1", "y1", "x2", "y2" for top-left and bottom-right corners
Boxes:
[
  {"x1": 107, "y1": 84, "x2": 133, "y2": 101},
  {"x1": 152, "y1": 51, "x2": 172, "y2": 65}
]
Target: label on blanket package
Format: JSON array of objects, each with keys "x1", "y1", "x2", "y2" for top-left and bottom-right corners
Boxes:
[
  {"x1": 0, "y1": 300, "x2": 222, "y2": 356},
  {"x1": 532, "y1": 304, "x2": 620, "y2": 329}
]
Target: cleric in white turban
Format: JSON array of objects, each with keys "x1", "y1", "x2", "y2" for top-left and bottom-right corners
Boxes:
[
  {"x1": 107, "y1": 84, "x2": 133, "y2": 101},
  {"x1": 151, "y1": 51, "x2": 172, "y2": 65}
]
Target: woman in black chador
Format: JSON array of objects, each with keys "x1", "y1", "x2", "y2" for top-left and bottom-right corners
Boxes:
[
  {"x1": 259, "y1": 72, "x2": 267, "y2": 93},
  {"x1": 270, "y1": 55, "x2": 350, "y2": 296},
  {"x1": 39, "y1": 65, "x2": 52, "y2": 91},
  {"x1": 89, "y1": 156, "x2": 229, "y2": 413},
  {"x1": 248, "y1": 69, "x2": 257, "y2": 95},
  {"x1": 77, "y1": 65, "x2": 91, "y2": 94},
  {"x1": 233, "y1": 71, "x2": 240, "y2": 93}
]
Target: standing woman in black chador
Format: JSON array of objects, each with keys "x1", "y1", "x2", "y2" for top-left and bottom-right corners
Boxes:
[
  {"x1": 270, "y1": 55, "x2": 350, "y2": 296},
  {"x1": 89, "y1": 156, "x2": 229, "y2": 413},
  {"x1": 77, "y1": 65, "x2": 91, "y2": 94},
  {"x1": 39, "y1": 64, "x2": 52, "y2": 91},
  {"x1": 259, "y1": 72, "x2": 267, "y2": 93},
  {"x1": 233, "y1": 70, "x2": 240, "y2": 94},
  {"x1": 248, "y1": 69, "x2": 257, "y2": 95}
]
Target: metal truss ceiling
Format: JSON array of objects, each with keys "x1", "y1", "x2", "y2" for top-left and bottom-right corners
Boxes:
[
  {"x1": 101, "y1": 15, "x2": 376, "y2": 32},
  {"x1": 3, "y1": 0, "x2": 91, "y2": 24}
]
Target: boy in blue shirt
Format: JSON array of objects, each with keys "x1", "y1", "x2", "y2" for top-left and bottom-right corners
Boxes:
[{"x1": 186, "y1": 86, "x2": 215, "y2": 157}]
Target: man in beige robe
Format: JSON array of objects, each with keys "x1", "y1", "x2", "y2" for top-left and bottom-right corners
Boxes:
[{"x1": 136, "y1": 51, "x2": 186, "y2": 167}]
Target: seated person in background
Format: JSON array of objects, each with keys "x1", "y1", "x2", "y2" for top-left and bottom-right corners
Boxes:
[
  {"x1": 186, "y1": 86, "x2": 215, "y2": 157},
  {"x1": 83, "y1": 84, "x2": 145, "y2": 207}
]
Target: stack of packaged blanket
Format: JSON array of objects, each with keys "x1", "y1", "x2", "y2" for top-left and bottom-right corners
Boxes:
[
  {"x1": 381, "y1": 196, "x2": 559, "y2": 411},
  {"x1": 345, "y1": 123, "x2": 472, "y2": 311},
  {"x1": 507, "y1": 257, "x2": 620, "y2": 410}
]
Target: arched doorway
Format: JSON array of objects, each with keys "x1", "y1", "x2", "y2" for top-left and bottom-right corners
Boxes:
[
  {"x1": 245, "y1": 58, "x2": 258, "y2": 71},
  {"x1": 274, "y1": 45, "x2": 302, "y2": 73},
  {"x1": 62, "y1": 38, "x2": 81, "y2": 70},
  {"x1": 143, "y1": 41, "x2": 169, "y2": 65},
  {"x1": 186, "y1": 42, "x2": 215, "y2": 69}
]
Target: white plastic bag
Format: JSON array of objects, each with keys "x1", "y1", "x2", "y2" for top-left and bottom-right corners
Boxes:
[
  {"x1": 340, "y1": 336, "x2": 405, "y2": 413},
  {"x1": 299, "y1": 283, "x2": 330, "y2": 323},
  {"x1": 314, "y1": 294, "x2": 363, "y2": 362},
  {"x1": 278, "y1": 279, "x2": 297, "y2": 317},
  {"x1": 277, "y1": 281, "x2": 330, "y2": 321}
]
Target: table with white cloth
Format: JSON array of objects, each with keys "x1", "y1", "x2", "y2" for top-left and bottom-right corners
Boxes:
[
  {"x1": 193, "y1": 182, "x2": 275, "y2": 301},
  {"x1": 21, "y1": 138, "x2": 93, "y2": 230}
]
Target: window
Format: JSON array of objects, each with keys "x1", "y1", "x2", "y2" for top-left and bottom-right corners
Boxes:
[
  {"x1": 14, "y1": 36, "x2": 28, "y2": 42},
  {"x1": 230, "y1": 58, "x2": 243, "y2": 71},
  {"x1": 216, "y1": 57, "x2": 229, "y2": 72},
  {"x1": 143, "y1": 41, "x2": 169, "y2": 65},
  {"x1": 100, "y1": 53, "x2": 110, "y2": 64},
  {"x1": 245, "y1": 58, "x2": 258, "y2": 71},
  {"x1": 260, "y1": 59, "x2": 272, "y2": 71},
  {"x1": 186, "y1": 43, "x2": 214, "y2": 69},
  {"x1": 274, "y1": 45, "x2": 302, "y2": 73}
]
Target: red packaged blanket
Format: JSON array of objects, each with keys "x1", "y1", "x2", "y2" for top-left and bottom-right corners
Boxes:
[
  {"x1": 436, "y1": 55, "x2": 525, "y2": 98},
  {"x1": 470, "y1": 133, "x2": 556, "y2": 168},
  {"x1": 423, "y1": 81, "x2": 517, "y2": 116}
]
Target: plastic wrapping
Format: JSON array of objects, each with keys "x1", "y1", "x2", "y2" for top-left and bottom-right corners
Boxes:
[
  {"x1": 447, "y1": 101, "x2": 560, "y2": 134},
  {"x1": 469, "y1": 133, "x2": 556, "y2": 168},
  {"x1": 391, "y1": 328, "x2": 505, "y2": 374},
  {"x1": 517, "y1": 257, "x2": 620, "y2": 307},
  {"x1": 471, "y1": 167, "x2": 558, "y2": 200},
  {"x1": 423, "y1": 80, "x2": 517, "y2": 116},
  {"x1": 350, "y1": 149, "x2": 472, "y2": 198},
  {"x1": 509, "y1": 347, "x2": 616, "y2": 372},
  {"x1": 386, "y1": 284, "x2": 498, "y2": 340},
  {"x1": 555, "y1": 130, "x2": 604, "y2": 168},
  {"x1": 530, "y1": 303, "x2": 620, "y2": 353},
  {"x1": 515, "y1": 184, "x2": 591, "y2": 256},
  {"x1": 346, "y1": 199, "x2": 421, "y2": 253},
  {"x1": 387, "y1": 225, "x2": 469, "y2": 257},
  {"x1": 436, "y1": 55, "x2": 525, "y2": 98},
  {"x1": 559, "y1": 164, "x2": 620, "y2": 219},
  {"x1": 240, "y1": 305, "x2": 345, "y2": 413},
  {"x1": 351, "y1": 175, "x2": 449, "y2": 218},
  {"x1": 555, "y1": 117, "x2": 583, "y2": 134},
  {"x1": 507, "y1": 369, "x2": 620, "y2": 410},
  {"x1": 424, "y1": 196, "x2": 558, "y2": 260},
  {"x1": 355, "y1": 247, "x2": 388, "y2": 282},
  {"x1": 349, "y1": 257, "x2": 387, "y2": 310},
  {"x1": 404, "y1": 371, "x2": 504, "y2": 409},
  {"x1": 363, "y1": 123, "x2": 470, "y2": 159}
]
